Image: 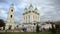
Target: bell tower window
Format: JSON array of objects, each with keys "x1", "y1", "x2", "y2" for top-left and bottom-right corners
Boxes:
[
  {"x1": 11, "y1": 15, "x2": 12, "y2": 18},
  {"x1": 11, "y1": 9, "x2": 13, "y2": 12}
]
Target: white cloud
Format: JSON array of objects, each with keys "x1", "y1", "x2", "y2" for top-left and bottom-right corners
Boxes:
[{"x1": 0, "y1": 9, "x2": 7, "y2": 20}]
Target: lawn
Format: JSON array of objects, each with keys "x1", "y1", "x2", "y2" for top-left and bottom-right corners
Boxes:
[
  {"x1": 0, "y1": 31, "x2": 60, "y2": 34},
  {"x1": 0, "y1": 32, "x2": 53, "y2": 34}
]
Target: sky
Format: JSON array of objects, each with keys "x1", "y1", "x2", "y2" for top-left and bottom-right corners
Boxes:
[{"x1": 0, "y1": 0, "x2": 60, "y2": 24}]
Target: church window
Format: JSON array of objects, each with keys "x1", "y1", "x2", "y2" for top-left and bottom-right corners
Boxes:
[
  {"x1": 29, "y1": 15, "x2": 30, "y2": 19},
  {"x1": 11, "y1": 15, "x2": 12, "y2": 18},
  {"x1": 9, "y1": 25, "x2": 12, "y2": 30},
  {"x1": 37, "y1": 13, "x2": 39, "y2": 15},
  {"x1": 11, "y1": 9, "x2": 13, "y2": 12},
  {"x1": 33, "y1": 15, "x2": 34, "y2": 19},
  {"x1": 25, "y1": 12, "x2": 28, "y2": 14},
  {"x1": 34, "y1": 23, "x2": 36, "y2": 25},
  {"x1": 28, "y1": 15, "x2": 30, "y2": 23},
  {"x1": 29, "y1": 11, "x2": 31, "y2": 13},
  {"x1": 32, "y1": 11, "x2": 34, "y2": 13},
  {"x1": 35, "y1": 12, "x2": 37, "y2": 14},
  {"x1": 36, "y1": 16, "x2": 37, "y2": 20},
  {"x1": 26, "y1": 16, "x2": 27, "y2": 23}
]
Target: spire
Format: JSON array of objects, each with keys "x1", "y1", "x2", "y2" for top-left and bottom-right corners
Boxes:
[
  {"x1": 11, "y1": 0, "x2": 14, "y2": 6},
  {"x1": 29, "y1": 0, "x2": 33, "y2": 8},
  {"x1": 29, "y1": 4, "x2": 33, "y2": 7},
  {"x1": 29, "y1": 3, "x2": 33, "y2": 9},
  {"x1": 24, "y1": 7, "x2": 27, "y2": 12},
  {"x1": 35, "y1": 8, "x2": 38, "y2": 10},
  {"x1": 24, "y1": 8, "x2": 27, "y2": 10}
]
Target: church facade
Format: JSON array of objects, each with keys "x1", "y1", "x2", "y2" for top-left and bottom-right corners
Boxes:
[
  {"x1": 20, "y1": 4, "x2": 40, "y2": 32},
  {"x1": 4, "y1": 2, "x2": 40, "y2": 32}
]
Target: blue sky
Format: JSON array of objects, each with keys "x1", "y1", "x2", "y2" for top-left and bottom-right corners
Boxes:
[{"x1": 0, "y1": 0, "x2": 60, "y2": 24}]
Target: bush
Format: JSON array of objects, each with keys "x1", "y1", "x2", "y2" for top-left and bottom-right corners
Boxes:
[
  {"x1": 51, "y1": 23, "x2": 56, "y2": 34},
  {"x1": 36, "y1": 24, "x2": 39, "y2": 32}
]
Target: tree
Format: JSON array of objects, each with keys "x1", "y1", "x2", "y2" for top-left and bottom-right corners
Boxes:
[
  {"x1": 36, "y1": 24, "x2": 39, "y2": 32},
  {"x1": 0, "y1": 19, "x2": 5, "y2": 30},
  {"x1": 50, "y1": 22, "x2": 56, "y2": 34},
  {"x1": 0, "y1": 19, "x2": 5, "y2": 27}
]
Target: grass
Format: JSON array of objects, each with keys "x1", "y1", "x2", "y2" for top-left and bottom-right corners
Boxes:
[
  {"x1": 0, "y1": 31, "x2": 60, "y2": 34},
  {"x1": 0, "y1": 32, "x2": 52, "y2": 34}
]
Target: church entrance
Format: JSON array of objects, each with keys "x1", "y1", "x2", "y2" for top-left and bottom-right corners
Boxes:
[{"x1": 8, "y1": 25, "x2": 12, "y2": 30}]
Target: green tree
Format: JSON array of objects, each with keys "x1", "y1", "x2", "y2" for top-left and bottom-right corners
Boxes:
[
  {"x1": 51, "y1": 22, "x2": 56, "y2": 34},
  {"x1": 36, "y1": 24, "x2": 39, "y2": 32},
  {"x1": 0, "y1": 19, "x2": 5, "y2": 30}
]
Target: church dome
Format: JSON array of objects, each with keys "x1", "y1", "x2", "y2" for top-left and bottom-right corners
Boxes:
[
  {"x1": 24, "y1": 8, "x2": 27, "y2": 10},
  {"x1": 29, "y1": 4, "x2": 33, "y2": 9},
  {"x1": 35, "y1": 8, "x2": 38, "y2": 10}
]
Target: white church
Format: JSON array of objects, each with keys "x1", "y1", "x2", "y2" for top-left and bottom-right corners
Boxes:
[
  {"x1": 19, "y1": 4, "x2": 40, "y2": 32},
  {"x1": 4, "y1": 2, "x2": 40, "y2": 32}
]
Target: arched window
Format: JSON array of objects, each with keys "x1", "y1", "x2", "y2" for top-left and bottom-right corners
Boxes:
[
  {"x1": 33, "y1": 15, "x2": 34, "y2": 19},
  {"x1": 26, "y1": 16, "x2": 27, "y2": 23},
  {"x1": 9, "y1": 25, "x2": 12, "y2": 30},
  {"x1": 29, "y1": 11, "x2": 31, "y2": 13},
  {"x1": 11, "y1": 15, "x2": 12, "y2": 18},
  {"x1": 32, "y1": 11, "x2": 34, "y2": 13},
  {"x1": 25, "y1": 12, "x2": 28, "y2": 14},
  {"x1": 29, "y1": 15, "x2": 30, "y2": 19},
  {"x1": 11, "y1": 9, "x2": 13, "y2": 12},
  {"x1": 34, "y1": 23, "x2": 36, "y2": 25}
]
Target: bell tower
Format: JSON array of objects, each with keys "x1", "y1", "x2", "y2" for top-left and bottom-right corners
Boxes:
[
  {"x1": 5, "y1": 0, "x2": 16, "y2": 30},
  {"x1": 7, "y1": 3, "x2": 14, "y2": 24}
]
